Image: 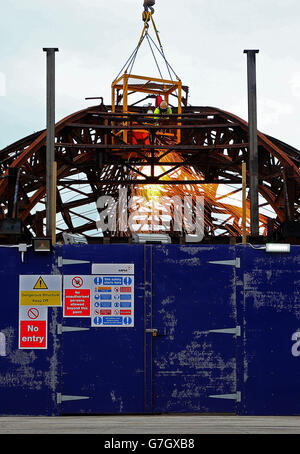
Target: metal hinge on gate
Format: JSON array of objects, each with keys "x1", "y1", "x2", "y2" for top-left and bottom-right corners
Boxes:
[
  {"x1": 57, "y1": 324, "x2": 90, "y2": 335},
  {"x1": 208, "y1": 326, "x2": 241, "y2": 337},
  {"x1": 57, "y1": 393, "x2": 90, "y2": 404},
  {"x1": 57, "y1": 256, "x2": 90, "y2": 268},
  {"x1": 208, "y1": 258, "x2": 240, "y2": 268},
  {"x1": 209, "y1": 391, "x2": 241, "y2": 402}
]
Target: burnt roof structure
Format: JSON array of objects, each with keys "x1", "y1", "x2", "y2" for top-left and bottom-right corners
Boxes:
[{"x1": 0, "y1": 102, "x2": 299, "y2": 243}]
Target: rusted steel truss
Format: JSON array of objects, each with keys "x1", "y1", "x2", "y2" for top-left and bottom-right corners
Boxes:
[{"x1": 0, "y1": 104, "x2": 299, "y2": 241}]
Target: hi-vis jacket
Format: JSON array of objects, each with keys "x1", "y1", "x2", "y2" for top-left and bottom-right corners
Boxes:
[{"x1": 154, "y1": 106, "x2": 173, "y2": 121}]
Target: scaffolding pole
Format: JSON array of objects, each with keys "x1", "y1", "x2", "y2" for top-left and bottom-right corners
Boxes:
[
  {"x1": 43, "y1": 47, "x2": 59, "y2": 239},
  {"x1": 244, "y1": 49, "x2": 259, "y2": 237}
]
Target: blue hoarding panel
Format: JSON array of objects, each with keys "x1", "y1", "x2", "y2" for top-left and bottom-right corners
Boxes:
[
  {"x1": 1, "y1": 242, "x2": 300, "y2": 416},
  {"x1": 238, "y1": 245, "x2": 300, "y2": 415},
  {"x1": 152, "y1": 245, "x2": 238, "y2": 414},
  {"x1": 0, "y1": 247, "x2": 61, "y2": 416},
  {"x1": 59, "y1": 244, "x2": 144, "y2": 415}
]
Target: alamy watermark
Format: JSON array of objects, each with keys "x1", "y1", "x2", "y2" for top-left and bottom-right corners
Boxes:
[
  {"x1": 0, "y1": 332, "x2": 6, "y2": 357},
  {"x1": 292, "y1": 331, "x2": 300, "y2": 357},
  {"x1": 96, "y1": 187, "x2": 204, "y2": 240}
]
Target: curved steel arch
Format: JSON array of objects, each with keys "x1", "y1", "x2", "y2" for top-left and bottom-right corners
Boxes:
[{"x1": 0, "y1": 104, "x2": 299, "y2": 240}]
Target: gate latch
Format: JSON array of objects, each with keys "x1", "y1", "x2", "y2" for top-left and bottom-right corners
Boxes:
[{"x1": 146, "y1": 328, "x2": 158, "y2": 337}]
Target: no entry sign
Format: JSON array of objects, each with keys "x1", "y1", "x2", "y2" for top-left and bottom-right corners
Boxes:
[
  {"x1": 64, "y1": 289, "x2": 91, "y2": 317},
  {"x1": 63, "y1": 276, "x2": 91, "y2": 317},
  {"x1": 19, "y1": 321, "x2": 47, "y2": 349},
  {"x1": 19, "y1": 306, "x2": 48, "y2": 349}
]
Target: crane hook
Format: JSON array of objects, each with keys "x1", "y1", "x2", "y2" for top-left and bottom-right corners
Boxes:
[{"x1": 143, "y1": 0, "x2": 155, "y2": 15}]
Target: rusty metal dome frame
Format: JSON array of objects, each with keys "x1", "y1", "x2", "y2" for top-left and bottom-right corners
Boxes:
[{"x1": 0, "y1": 102, "x2": 299, "y2": 243}]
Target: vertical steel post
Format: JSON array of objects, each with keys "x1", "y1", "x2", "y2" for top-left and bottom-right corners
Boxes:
[
  {"x1": 242, "y1": 162, "x2": 247, "y2": 244},
  {"x1": 244, "y1": 49, "x2": 259, "y2": 236},
  {"x1": 52, "y1": 161, "x2": 57, "y2": 244},
  {"x1": 43, "y1": 47, "x2": 59, "y2": 238}
]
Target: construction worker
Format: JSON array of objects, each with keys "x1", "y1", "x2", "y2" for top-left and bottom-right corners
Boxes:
[
  {"x1": 143, "y1": 0, "x2": 155, "y2": 14},
  {"x1": 130, "y1": 126, "x2": 150, "y2": 146},
  {"x1": 154, "y1": 100, "x2": 172, "y2": 123},
  {"x1": 128, "y1": 124, "x2": 150, "y2": 160}
]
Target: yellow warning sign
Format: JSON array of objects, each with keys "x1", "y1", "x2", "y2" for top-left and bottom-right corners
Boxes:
[
  {"x1": 20, "y1": 291, "x2": 61, "y2": 306},
  {"x1": 19, "y1": 275, "x2": 62, "y2": 307},
  {"x1": 33, "y1": 276, "x2": 48, "y2": 290}
]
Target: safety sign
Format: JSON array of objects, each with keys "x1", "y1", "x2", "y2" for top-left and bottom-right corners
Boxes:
[
  {"x1": 34, "y1": 276, "x2": 48, "y2": 289},
  {"x1": 72, "y1": 276, "x2": 83, "y2": 288},
  {"x1": 19, "y1": 275, "x2": 62, "y2": 307},
  {"x1": 18, "y1": 306, "x2": 48, "y2": 349},
  {"x1": 63, "y1": 275, "x2": 91, "y2": 317},
  {"x1": 92, "y1": 263, "x2": 134, "y2": 275},
  {"x1": 27, "y1": 307, "x2": 40, "y2": 319},
  {"x1": 91, "y1": 264, "x2": 134, "y2": 328}
]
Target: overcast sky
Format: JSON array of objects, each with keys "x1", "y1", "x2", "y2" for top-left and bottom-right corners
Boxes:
[{"x1": 1, "y1": 0, "x2": 300, "y2": 150}]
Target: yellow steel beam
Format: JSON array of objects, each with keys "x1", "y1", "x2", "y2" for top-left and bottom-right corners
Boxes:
[
  {"x1": 112, "y1": 73, "x2": 126, "y2": 87},
  {"x1": 126, "y1": 74, "x2": 179, "y2": 85}
]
